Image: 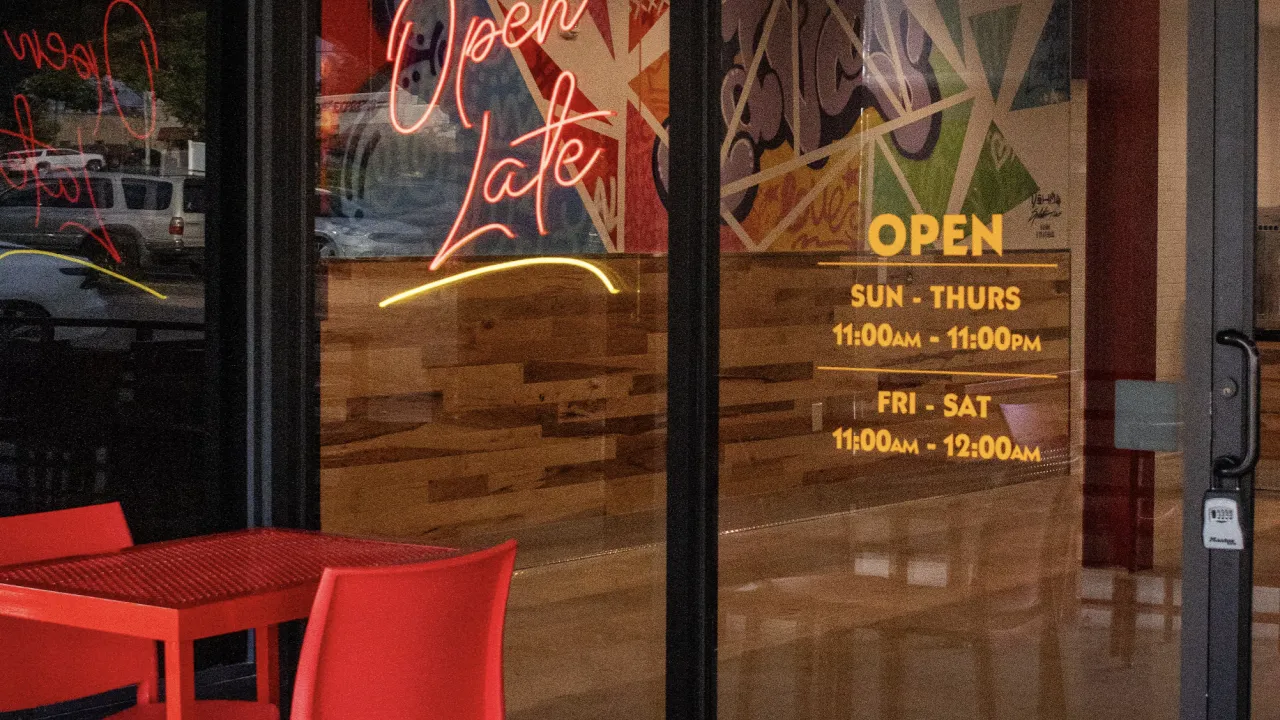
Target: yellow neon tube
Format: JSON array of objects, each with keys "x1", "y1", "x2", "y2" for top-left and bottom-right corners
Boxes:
[
  {"x1": 380, "y1": 257, "x2": 620, "y2": 308},
  {"x1": 0, "y1": 249, "x2": 168, "y2": 300}
]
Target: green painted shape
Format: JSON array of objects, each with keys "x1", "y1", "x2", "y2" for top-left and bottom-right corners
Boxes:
[
  {"x1": 890, "y1": 99, "x2": 973, "y2": 217},
  {"x1": 930, "y1": 42, "x2": 966, "y2": 100},
  {"x1": 970, "y1": 5, "x2": 1021, "y2": 101},
  {"x1": 871, "y1": 143, "x2": 916, "y2": 223},
  {"x1": 962, "y1": 123, "x2": 1040, "y2": 219},
  {"x1": 935, "y1": 0, "x2": 965, "y2": 61}
]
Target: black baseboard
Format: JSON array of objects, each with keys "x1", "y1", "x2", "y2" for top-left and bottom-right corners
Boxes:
[{"x1": 1, "y1": 663, "x2": 257, "y2": 720}]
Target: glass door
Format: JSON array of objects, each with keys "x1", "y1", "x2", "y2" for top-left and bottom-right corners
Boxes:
[
  {"x1": 1254, "y1": 0, "x2": 1280, "y2": 715},
  {"x1": 0, "y1": 0, "x2": 246, "y2": 681},
  {"x1": 709, "y1": 0, "x2": 1252, "y2": 717}
]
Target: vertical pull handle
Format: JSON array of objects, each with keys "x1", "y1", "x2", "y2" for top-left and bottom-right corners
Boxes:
[{"x1": 1214, "y1": 329, "x2": 1261, "y2": 482}]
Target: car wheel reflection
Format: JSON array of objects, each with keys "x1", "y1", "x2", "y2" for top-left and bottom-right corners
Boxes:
[{"x1": 0, "y1": 301, "x2": 53, "y2": 343}]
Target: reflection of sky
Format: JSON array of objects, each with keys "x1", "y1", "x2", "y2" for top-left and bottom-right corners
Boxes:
[{"x1": 320, "y1": 0, "x2": 605, "y2": 258}]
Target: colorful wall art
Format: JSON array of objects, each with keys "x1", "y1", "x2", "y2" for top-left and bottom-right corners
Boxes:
[{"x1": 316, "y1": 0, "x2": 1072, "y2": 259}]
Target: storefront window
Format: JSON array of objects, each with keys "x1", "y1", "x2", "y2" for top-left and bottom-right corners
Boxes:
[
  {"x1": 0, "y1": 1, "x2": 219, "y2": 543},
  {"x1": 316, "y1": 0, "x2": 668, "y2": 715},
  {"x1": 716, "y1": 1, "x2": 1187, "y2": 718}
]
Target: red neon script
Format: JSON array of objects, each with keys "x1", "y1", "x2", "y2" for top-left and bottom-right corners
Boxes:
[
  {"x1": 0, "y1": 98, "x2": 121, "y2": 262},
  {"x1": 3, "y1": 0, "x2": 160, "y2": 140},
  {"x1": 386, "y1": 0, "x2": 610, "y2": 270},
  {"x1": 0, "y1": 1, "x2": 161, "y2": 262}
]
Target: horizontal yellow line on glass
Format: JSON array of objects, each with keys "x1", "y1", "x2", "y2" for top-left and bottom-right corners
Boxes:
[
  {"x1": 817, "y1": 261, "x2": 1060, "y2": 269},
  {"x1": 816, "y1": 366, "x2": 1061, "y2": 380}
]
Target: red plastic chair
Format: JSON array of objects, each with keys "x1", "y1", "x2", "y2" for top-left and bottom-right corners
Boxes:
[
  {"x1": 0, "y1": 503, "x2": 277, "y2": 720},
  {"x1": 290, "y1": 540, "x2": 518, "y2": 720}
]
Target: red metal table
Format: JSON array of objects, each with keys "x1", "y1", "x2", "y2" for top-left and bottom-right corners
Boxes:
[{"x1": 0, "y1": 528, "x2": 453, "y2": 720}]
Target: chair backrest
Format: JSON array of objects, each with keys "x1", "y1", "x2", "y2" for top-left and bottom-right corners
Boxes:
[
  {"x1": 291, "y1": 540, "x2": 518, "y2": 720},
  {"x1": 0, "y1": 503, "x2": 156, "y2": 711}
]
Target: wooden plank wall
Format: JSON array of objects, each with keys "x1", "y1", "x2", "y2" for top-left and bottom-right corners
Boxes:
[
  {"x1": 320, "y1": 252, "x2": 1072, "y2": 563},
  {"x1": 1258, "y1": 343, "x2": 1280, "y2": 492}
]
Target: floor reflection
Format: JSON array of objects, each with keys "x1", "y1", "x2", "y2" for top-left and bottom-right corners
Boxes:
[{"x1": 503, "y1": 473, "x2": 1280, "y2": 719}]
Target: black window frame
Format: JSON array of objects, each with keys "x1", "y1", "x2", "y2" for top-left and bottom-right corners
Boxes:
[
  {"x1": 250, "y1": 0, "x2": 726, "y2": 713},
  {"x1": 240, "y1": 2, "x2": 1261, "y2": 720}
]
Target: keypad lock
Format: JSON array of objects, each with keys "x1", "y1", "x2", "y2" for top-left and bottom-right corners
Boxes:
[{"x1": 1203, "y1": 490, "x2": 1245, "y2": 551}]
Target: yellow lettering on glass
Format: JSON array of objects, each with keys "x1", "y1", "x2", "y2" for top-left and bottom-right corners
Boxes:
[
  {"x1": 868, "y1": 214, "x2": 1005, "y2": 257},
  {"x1": 910, "y1": 215, "x2": 938, "y2": 255},
  {"x1": 868, "y1": 215, "x2": 907, "y2": 256}
]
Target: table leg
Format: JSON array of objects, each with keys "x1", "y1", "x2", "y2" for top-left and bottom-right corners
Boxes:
[
  {"x1": 255, "y1": 625, "x2": 280, "y2": 705},
  {"x1": 164, "y1": 640, "x2": 196, "y2": 720},
  {"x1": 137, "y1": 642, "x2": 161, "y2": 705}
]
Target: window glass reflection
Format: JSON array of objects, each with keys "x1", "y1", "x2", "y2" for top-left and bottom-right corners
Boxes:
[
  {"x1": 0, "y1": 0, "x2": 215, "y2": 545},
  {"x1": 316, "y1": 0, "x2": 669, "y2": 716}
]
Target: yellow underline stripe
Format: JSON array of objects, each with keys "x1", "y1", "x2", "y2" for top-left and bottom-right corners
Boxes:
[
  {"x1": 817, "y1": 261, "x2": 1059, "y2": 269},
  {"x1": 0, "y1": 249, "x2": 167, "y2": 300},
  {"x1": 817, "y1": 366, "x2": 1060, "y2": 380},
  {"x1": 380, "y1": 257, "x2": 620, "y2": 308}
]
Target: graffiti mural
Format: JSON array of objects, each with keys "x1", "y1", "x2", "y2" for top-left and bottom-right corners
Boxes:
[
  {"x1": 316, "y1": 0, "x2": 1071, "y2": 260},
  {"x1": 711, "y1": 0, "x2": 1072, "y2": 253}
]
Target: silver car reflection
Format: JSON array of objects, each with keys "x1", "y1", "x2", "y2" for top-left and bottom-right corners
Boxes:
[{"x1": 314, "y1": 189, "x2": 439, "y2": 258}]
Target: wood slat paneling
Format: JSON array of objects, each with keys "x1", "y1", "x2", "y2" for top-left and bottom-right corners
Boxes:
[{"x1": 321, "y1": 253, "x2": 1072, "y2": 562}]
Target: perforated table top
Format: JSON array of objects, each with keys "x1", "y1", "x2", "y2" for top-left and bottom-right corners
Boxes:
[{"x1": 0, "y1": 528, "x2": 454, "y2": 609}]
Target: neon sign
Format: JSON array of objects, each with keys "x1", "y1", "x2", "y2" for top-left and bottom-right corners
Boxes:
[
  {"x1": 379, "y1": 257, "x2": 619, "y2": 307},
  {"x1": 386, "y1": 0, "x2": 612, "y2": 271},
  {"x1": 0, "y1": 249, "x2": 167, "y2": 299},
  {"x1": 3, "y1": 0, "x2": 159, "y2": 139},
  {"x1": 0, "y1": 0, "x2": 161, "y2": 263}
]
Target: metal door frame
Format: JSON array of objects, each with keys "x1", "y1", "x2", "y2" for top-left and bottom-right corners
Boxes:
[{"x1": 1183, "y1": 0, "x2": 1259, "y2": 718}]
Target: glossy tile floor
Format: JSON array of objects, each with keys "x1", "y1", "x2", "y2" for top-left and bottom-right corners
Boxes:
[{"x1": 503, "y1": 466, "x2": 1280, "y2": 719}]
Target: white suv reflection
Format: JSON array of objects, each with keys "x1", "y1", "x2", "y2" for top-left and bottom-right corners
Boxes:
[{"x1": 0, "y1": 149, "x2": 105, "y2": 174}]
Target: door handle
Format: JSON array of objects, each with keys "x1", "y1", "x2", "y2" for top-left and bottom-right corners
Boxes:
[{"x1": 1214, "y1": 329, "x2": 1261, "y2": 481}]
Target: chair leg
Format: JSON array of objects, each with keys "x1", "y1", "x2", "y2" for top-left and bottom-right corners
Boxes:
[
  {"x1": 1037, "y1": 614, "x2": 1067, "y2": 719},
  {"x1": 256, "y1": 625, "x2": 281, "y2": 705},
  {"x1": 881, "y1": 631, "x2": 903, "y2": 720}
]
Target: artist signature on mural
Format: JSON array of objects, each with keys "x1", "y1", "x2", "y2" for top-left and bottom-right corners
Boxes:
[{"x1": 1029, "y1": 192, "x2": 1063, "y2": 223}]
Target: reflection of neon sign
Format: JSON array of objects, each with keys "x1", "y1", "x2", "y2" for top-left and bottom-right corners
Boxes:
[
  {"x1": 0, "y1": 249, "x2": 168, "y2": 299},
  {"x1": 379, "y1": 257, "x2": 619, "y2": 307},
  {"x1": 0, "y1": 0, "x2": 161, "y2": 262},
  {"x1": 3, "y1": 0, "x2": 159, "y2": 139},
  {"x1": 386, "y1": 0, "x2": 613, "y2": 271}
]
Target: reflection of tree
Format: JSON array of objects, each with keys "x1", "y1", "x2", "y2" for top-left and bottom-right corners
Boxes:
[
  {"x1": 10, "y1": 72, "x2": 103, "y2": 144},
  {"x1": 19, "y1": 73, "x2": 101, "y2": 114},
  {"x1": 0, "y1": 0, "x2": 208, "y2": 142},
  {"x1": 107, "y1": 8, "x2": 207, "y2": 139}
]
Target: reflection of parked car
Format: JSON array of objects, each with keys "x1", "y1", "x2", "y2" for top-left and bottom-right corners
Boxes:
[
  {"x1": 0, "y1": 173, "x2": 205, "y2": 275},
  {"x1": 0, "y1": 148, "x2": 104, "y2": 173},
  {"x1": 0, "y1": 241, "x2": 108, "y2": 345},
  {"x1": 314, "y1": 188, "x2": 437, "y2": 258}
]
